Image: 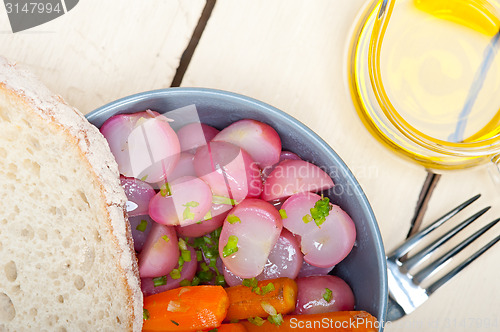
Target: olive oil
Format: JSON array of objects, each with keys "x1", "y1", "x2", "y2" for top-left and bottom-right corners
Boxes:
[{"x1": 349, "y1": 0, "x2": 500, "y2": 169}]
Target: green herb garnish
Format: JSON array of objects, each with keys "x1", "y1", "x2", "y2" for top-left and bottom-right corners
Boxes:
[
  {"x1": 227, "y1": 214, "x2": 241, "y2": 224},
  {"x1": 279, "y1": 209, "x2": 288, "y2": 219},
  {"x1": 191, "y1": 276, "x2": 200, "y2": 286},
  {"x1": 169, "y1": 269, "x2": 181, "y2": 279},
  {"x1": 212, "y1": 195, "x2": 236, "y2": 205},
  {"x1": 267, "y1": 313, "x2": 283, "y2": 326},
  {"x1": 178, "y1": 238, "x2": 188, "y2": 251},
  {"x1": 181, "y1": 250, "x2": 191, "y2": 262},
  {"x1": 136, "y1": 219, "x2": 148, "y2": 232},
  {"x1": 310, "y1": 196, "x2": 332, "y2": 227},
  {"x1": 161, "y1": 235, "x2": 170, "y2": 242},
  {"x1": 159, "y1": 182, "x2": 172, "y2": 197},
  {"x1": 248, "y1": 316, "x2": 265, "y2": 326},
  {"x1": 222, "y1": 235, "x2": 239, "y2": 257},
  {"x1": 179, "y1": 279, "x2": 191, "y2": 287},
  {"x1": 204, "y1": 210, "x2": 212, "y2": 220},
  {"x1": 323, "y1": 288, "x2": 333, "y2": 302},
  {"x1": 183, "y1": 207, "x2": 195, "y2": 221},
  {"x1": 140, "y1": 175, "x2": 148, "y2": 182},
  {"x1": 261, "y1": 282, "x2": 275, "y2": 295},
  {"x1": 242, "y1": 277, "x2": 258, "y2": 288},
  {"x1": 152, "y1": 275, "x2": 167, "y2": 287},
  {"x1": 143, "y1": 308, "x2": 150, "y2": 320},
  {"x1": 215, "y1": 275, "x2": 226, "y2": 286},
  {"x1": 196, "y1": 250, "x2": 203, "y2": 262},
  {"x1": 302, "y1": 214, "x2": 313, "y2": 224},
  {"x1": 170, "y1": 320, "x2": 179, "y2": 326}
]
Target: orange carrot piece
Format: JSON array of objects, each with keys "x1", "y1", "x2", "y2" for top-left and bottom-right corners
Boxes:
[
  {"x1": 142, "y1": 285, "x2": 229, "y2": 332},
  {"x1": 203, "y1": 323, "x2": 248, "y2": 332},
  {"x1": 225, "y1": 278, "x2": 297, "y2": 321},
  {"x1": 240, "y1": 311, "x2": 379, "y2": 331}
]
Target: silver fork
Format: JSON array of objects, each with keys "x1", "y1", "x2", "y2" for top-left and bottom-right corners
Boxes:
[{"x1": 386, "y1": 194, "x2": 500, "y2": 321}]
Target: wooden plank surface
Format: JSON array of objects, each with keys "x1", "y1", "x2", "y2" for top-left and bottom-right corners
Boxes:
[
  {"x1": 0, "y1": 0, "x2": 206, "y2": 114},
  {"x1": 182, "y1": 0, "x2": 499, "y2": 331}
]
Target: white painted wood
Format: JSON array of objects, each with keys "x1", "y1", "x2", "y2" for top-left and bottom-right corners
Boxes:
[{"x1": 0, "y1": 0, "x2": 205, "y2": 113}]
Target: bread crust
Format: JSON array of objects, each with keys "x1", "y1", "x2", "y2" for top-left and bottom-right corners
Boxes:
[{"x1": 0, "y1": 56, "x2": 142, "y2": 332}]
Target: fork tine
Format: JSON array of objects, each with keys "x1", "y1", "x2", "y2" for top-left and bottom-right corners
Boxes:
[
  {"x1": 413, "y1": 218, "x2": 500, "y2": 284},
  {"x1": 388, "y1": 194, "x2": 481, "y2": 259},
  {"x1": 401, "y1": 207, "x2": 490, "y2": 271},
  {"x1": 426, "y1": 234, "x2": 500, "y2": 295}
]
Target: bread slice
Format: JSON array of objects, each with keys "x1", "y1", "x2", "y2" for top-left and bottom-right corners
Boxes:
[{"x1": 0, "y1": 57, "x2": 142, "y2": 332}]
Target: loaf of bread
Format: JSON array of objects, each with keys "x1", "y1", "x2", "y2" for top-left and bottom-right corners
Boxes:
[{"x1": 0, "y1": 57, "x2": 142, "y2": 331}]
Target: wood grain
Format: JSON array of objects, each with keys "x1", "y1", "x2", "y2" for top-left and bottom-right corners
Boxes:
[{"x1": 0, "y1": 0, "x2": 206, "y2": 113}]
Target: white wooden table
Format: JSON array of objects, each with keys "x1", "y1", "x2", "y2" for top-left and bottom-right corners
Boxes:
[{"x1": 1, "y1": 1, "x2": 498, "y2": 331}]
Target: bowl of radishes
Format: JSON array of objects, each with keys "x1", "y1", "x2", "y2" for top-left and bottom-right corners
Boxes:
[{"x1": 86, "y1": 87, "x2": 388, "y2": 329}]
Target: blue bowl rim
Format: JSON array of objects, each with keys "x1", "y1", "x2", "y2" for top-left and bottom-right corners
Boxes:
[{"x1": 86, "y1": 87, "x2": 388, "y2": 322}]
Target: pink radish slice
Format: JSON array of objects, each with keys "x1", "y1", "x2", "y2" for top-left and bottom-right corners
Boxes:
[
  {"x1": 100, "y1": 111, "x2": 180, "y2": 183},
  {"x1": 161, "y1": 152, "x2": 197, "y2": 183},
  {"x1": 223, "y1": 229, "x2": 303, "y2": 286},
  {"x1": 193, "y1": 141, "x2": 262, "y2": 202},
  {"x1": 261, "y1": 160, "x2": 334, "y2": 201},
  {"x1": 138, "y1": 223, "x2": 179, "y2": 278},
  {"x1": 129, "y1": 215, "x2": 154, "y2": 252},
  {"x1": 149, "y1": 176, "x2": 212, "y2": 227},
  {"x1": 120, "y1": 176, "x2": 156, "y2": 217},
  {"x1": 141, "y1": 246, "x2": 197, "y2": 296},
  {"x1": 262, "y1": 151, "x2": 302, "y2": 181},
  {"x1": 177, "y1": 123, "x2": 220, "y2": 154},
  {"x1": 301, "y1": 205, "x2": 356, "y2": 267},
  {"x1": 297, "y1": 260, "x2": 335, "y2": 278},
  {"x1": 176, "y1": 210, "x2": 229, "y2": 238},
  {"x1": 281, "y1": 192, "x2": 322, "y2": 236},
  {"x1": 281, "y1": 192, "x2": 356, "y2": 267},
  {"x1": 213, "y1": 119, "x2": 281, "y2": 168},
  {"x1": 293, "y1": 275, "x2": 355, "y2": 315},
  {"x1": 219, "y1": 199, "x2": 282, "y2": 279}
]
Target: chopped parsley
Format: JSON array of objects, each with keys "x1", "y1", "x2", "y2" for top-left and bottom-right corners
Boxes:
[
  {"x1": 227, "y1": 214, "x2": 241, "y2": 224},
  {"x1": 169, "y1": 269, "x2": 181, "y2": 280},
  {"x1": 143, "y1": 309, "x2": 150, "y2": 320},
  {"x1": 160, "y1": 182, "x2": 172, "y2": 197},
  {"x1": 136, "y1": 219, "x2": 148, "y2": 232},
  {"x1": 261, "y1": 282, "x2": 275, "y2": 295},
  {"x1": 309, "y1": 196, "x2": 332, "y2": 227},
  {"x1": 152, "y1": 275, "x2": 167, "y2": 287},
  {"x1": 212, "y1": 195, "x2": 236, "y2": 205},
  {"x1": 279, "y1": 209, "x2": 288, "y2": 219},
  {"x1": 242, "y1": 278, "x2": 258, "y2": 288},
  {"x1": 170, "y1": 320, "x2": 179, "y2": 326},
  {"x1": 140, "y1": 175, "x2": 148, "y2": 182},
  {"x1": 302, "y1": 214, "x2": 313, "y2": 224},
  {"x1": 183, "y1": 206, "x2": 195, "y2": 221},
  {"x1": 161, "y1": 235, "x2": 170, "y2": 242},
  {"x1": 248, "y1": 316, "x2": 265, "y2": 326},
  {"x1": 267, "y1": 313, "x2": 283, "y2": 326},
  {"x1": 222, "y1": 235, "x2": 239, "y2": 257},
  {"x1": 323, "y1": 288, "x2": 333, "y2": 302}
]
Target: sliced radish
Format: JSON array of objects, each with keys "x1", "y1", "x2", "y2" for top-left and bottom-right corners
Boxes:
[
  {"x1": 177, "y1": 123, "x2": 220, "y2": 154},
  {"x1": 120, "y1": 176, "x2": 156, "y2": 217},
  {"x1": 281, "y1": 192, "x2": 356, "y2": 267},
  {"x1": 140, "y1": 247, "x2": 197, "y2": 296},
  {"x1": 193, "y1": 141, "x2": 262, "y2": 202},
  {"x1": 129, "y1": 215, "x2": 154, "y2": 252},
  {"x1": 293, "y1": 275, "x2": 355, "y2": 315},
  {"x1": 213, "y1": 119, "x2": 281, "y2": 168},
  {"x1": 297, "y1": 260, "x2": 335, "y2": 278},
  {"x1": 301, "y1": 205, "x2": 356, "y2": 267},
  {"x1": 163, "y1": 152, "x2": 197, "y2": 183},
  {"x1": 218, "y1": 199, "x2": 282, "y2": 279},
  {"x1": 261, "y1": 160, "x2": 334, "y2": 201},
  {"x1": 100, "y1": 111, "x2": 180, "y2": 183},
  {"x1": 262, "y1": 151, "x2": 302, "y2": 181},
  {"x1": 176, "y1": 210, "x2": 229, "y2": 238},
  {"x1": 149, "y1": 176, "x2": 212, "y2": 227},
  {"x1": 138, "y1": 223, "x2": 179, "y2": 278},
  {"x1": 223, "y1": 229, "x2": 303, "y2": 286}
]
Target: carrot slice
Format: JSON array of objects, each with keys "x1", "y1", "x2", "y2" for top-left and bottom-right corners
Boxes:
[
  {"x1": 225, "y1": 278, "x2": 297, "y2": 321},
  {"x1": 240, "y1": 311, "x2": 379, "y2": 331},
  {"x1": 143, "y1": 285, "x2": 229, "y2": 332},
  {"x1": 203, "y1": 323, "x2": 248, "y2": 332}
]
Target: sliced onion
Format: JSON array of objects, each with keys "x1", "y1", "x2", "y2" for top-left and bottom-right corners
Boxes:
[{"x1": 100, "y1": 111, "x2": 180, "y2": 183}]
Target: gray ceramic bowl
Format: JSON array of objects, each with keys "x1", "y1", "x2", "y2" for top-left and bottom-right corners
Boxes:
[{"x1": 86, "y1": 87, "x2": 388, "y2": 327}]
